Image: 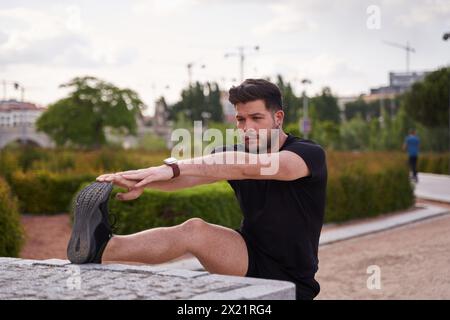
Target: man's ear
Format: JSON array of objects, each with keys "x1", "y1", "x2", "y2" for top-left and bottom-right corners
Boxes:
[{"x1": 274, "y1": 110, "x2": 284, "y2": 127}]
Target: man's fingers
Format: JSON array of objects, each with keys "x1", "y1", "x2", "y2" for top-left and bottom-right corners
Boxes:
[
  {"x1": 108, "y1": 175, "x2": 136, "y2": 189},
  {"x1": 97, "y1": 168, "x2": 148, "y2": 182},
  {"x1": 134, "y1": 176, "x2": 154, "y2": 188},
  {"x1": 96, "y1": 174, "x2": 113, "y2": 182},
  {"x1": 114, "y1": 169, "x2": 144, "y2": 175},
  {"x1": 116, "y1": 187, "x2": 143, "y2": 201}
]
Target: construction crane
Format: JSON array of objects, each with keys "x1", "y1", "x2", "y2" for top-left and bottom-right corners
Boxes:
[
  {"x1": 224, "y1": 45, "x2": 260, "y2": 82},
  {"x1": 383, "y1": 40, "x2": 416, "y2": 73}
]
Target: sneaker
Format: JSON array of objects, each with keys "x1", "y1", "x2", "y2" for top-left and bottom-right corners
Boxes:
[{"x1": 67, "y1": 181, "x2": 115, "y2": 264}]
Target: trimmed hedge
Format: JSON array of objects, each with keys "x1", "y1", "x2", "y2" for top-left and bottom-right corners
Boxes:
[
  {"x1": 0, "y1": 177, "x2": 24, "y2": 257},
  {"x1": 418, "y1": 153, "x2": 449, "y2": 175},
  {"x1": 325, "y1": 166, "x2": 414, "y2": 223},
  {"x1": 0, "y1": 147, "x2": 168, "y2": 176},
  {"x1": 73, "y1": 181, "x2": 243, "y2": 234},
  {"x1": 4, "y1": 147, "x2": 415, "y2": 228},
  {"x1": 9, "y1": 171, "x2": 95, "y2": 214}
]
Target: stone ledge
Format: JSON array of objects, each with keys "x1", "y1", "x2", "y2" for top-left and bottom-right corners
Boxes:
[{"x1": 0, "y1": 258, "x2": 295, "y2": 300}]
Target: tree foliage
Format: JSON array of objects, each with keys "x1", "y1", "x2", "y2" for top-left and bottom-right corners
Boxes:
[
  {"x1": 37, "y1": 76, "x2": 145, "y2": 148},
  {"x1": 169, "y1": 82, "x2": 223, "y2": 123},
  {"x1": 404, "y1": 67, "x2": 450, "y2": 127}
]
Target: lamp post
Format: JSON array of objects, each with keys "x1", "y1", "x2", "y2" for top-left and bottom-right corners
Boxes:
[
  {"x1": 300, "y1": 79, "x2": 312, "y2": 139},
  {"x1": 187, "y1": 62, "x2": 206, "y2": 87},
  {"x1": 1, "y1": 80, "x2": 25, "y2": 101},
  {"x1": 443, "y1": 32, "x2": 450, "y2": 174}
]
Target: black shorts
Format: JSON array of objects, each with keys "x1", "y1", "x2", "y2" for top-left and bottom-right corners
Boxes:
[{"x1": 235, "y1": 229, "x2": 320, "y2": 300}]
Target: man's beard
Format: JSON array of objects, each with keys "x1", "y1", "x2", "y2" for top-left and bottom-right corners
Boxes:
[{"x1": 244, "y1": 124, "x2": 280, "y2": 154}]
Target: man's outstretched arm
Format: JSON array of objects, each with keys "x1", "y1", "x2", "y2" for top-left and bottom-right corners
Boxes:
[
  {"x1": 124, "y1": 150, "x2": 310, "y2": 189},
  {"x1": 100, "y1": 150, "x2": 310, "y2": 200},
  {"x1": 179, "y1": 150, "x2": 310, "y2": 181},
  {"x1": 97, "y1": 172, "x2": 219, "y2": 200}
]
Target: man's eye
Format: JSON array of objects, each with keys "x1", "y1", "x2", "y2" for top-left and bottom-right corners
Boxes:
[
  {"x1": 252, "y1": 117, "x2": 262, "y2": 120},
  {"x1": 237, "y1": 118, "x2": 245, "y2": 122}
]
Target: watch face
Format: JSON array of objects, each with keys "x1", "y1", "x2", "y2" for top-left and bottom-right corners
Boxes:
[{"x1": 164, "y1": 157, "x2": 177, "y2": 165}]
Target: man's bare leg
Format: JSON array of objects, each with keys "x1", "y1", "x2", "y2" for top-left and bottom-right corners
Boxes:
[{"x1": 102, "y1": 218, "x2": 249, "y2": 277}]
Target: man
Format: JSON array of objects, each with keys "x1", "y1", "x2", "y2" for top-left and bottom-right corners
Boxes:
[
  {"x1": 68, "y1": 79, "x2": 327, "y2": 300},
  {"x1": 403, "y1": 129, "x2": 420, "y2": 182}
]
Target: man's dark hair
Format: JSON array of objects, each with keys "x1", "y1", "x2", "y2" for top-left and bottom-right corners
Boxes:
[{"x1": 228, "y1": 79, "x2": 283, "y2": 112}]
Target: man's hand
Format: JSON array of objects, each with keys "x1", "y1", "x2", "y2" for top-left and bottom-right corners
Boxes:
[
  {"x1": 96, "y1": 173, "x2": 143, "y2": 201},
  {"x1": 120, "y1": 165, "x2": 173, "y2": 187},
  {"x1": 96, "y1": 165, "x2": 173, "y2": 201}
]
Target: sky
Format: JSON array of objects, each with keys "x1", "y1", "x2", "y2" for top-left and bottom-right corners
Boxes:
[{"x1": 1, "y1": 0, "x2": 450, "y2": 115}]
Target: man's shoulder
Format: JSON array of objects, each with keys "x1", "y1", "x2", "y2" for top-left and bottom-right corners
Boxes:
[{"x1": 283, "y1": 135, "x2": 325, "y2": 153}]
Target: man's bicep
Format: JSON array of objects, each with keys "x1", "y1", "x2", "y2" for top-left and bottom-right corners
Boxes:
[
  {"x1": 277, "y1": 150, "x2": 310, "y2": 180},
  {"x1": 278, "y1": 143, "x2": 326, "y2": 180}
]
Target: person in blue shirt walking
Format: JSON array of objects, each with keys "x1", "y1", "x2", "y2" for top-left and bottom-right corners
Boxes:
[{"x1": 402, "y1": 129, "x2": 420, "y2": 182}]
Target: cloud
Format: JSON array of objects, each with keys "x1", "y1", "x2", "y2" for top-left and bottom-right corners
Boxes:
[
  {"x1": 394, "y1": 0, "x2": 450, "y2": 27},
  {"x1": 251, "y1": 0, "x2": 346, "y2": 37},
  {"x1": 252, "y1": 3, "x2": 318, "y2": 36},
  {"x1": 0, "y1": 30, "x2": 8, "y2": 45},
  {"x1": 0, "y1": 6, "x2": 135, "y2": 68},
  {"x1": 131, "y1": 0, "x2": 200, "y2": 16}
]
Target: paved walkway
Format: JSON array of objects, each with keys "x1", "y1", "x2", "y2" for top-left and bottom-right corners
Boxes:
[
  {"x1": 316, "y1": 212, "x2": 450, "y2": 299},
  {"x1": 316, "y1": 172, "x2": 450, "y2": 299},
  {"x1": 414, "y1": 172, "x2": 450, "y2": 203}
]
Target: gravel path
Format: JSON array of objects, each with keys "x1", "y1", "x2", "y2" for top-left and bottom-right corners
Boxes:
[
  {"x1": 20, "y1": 214, "x2": 71, "y2": 260},
  {"x1": 316, "y1": 210, "x2": 450, "y2": 299}
]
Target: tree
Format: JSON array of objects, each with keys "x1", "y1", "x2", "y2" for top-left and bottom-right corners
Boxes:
[
  {"x1": 310, "y1": 87, "x2": 341, "y2": 124},
  {"x1": 276, "y1": 75, "x2": 301, "y2": 125},
  {"x1": 339, "y1": 114, "x2": 370, "y2": 150},
  {"x1": 403, "y1": 67, "x2": 449, "y2": 127},
  {"x1": 36, "y1": 76, "x2": 145, "y2": 149},
  {"x1": 169, "y1": 82, "x2": 223, "y2": 123},
  {"x1": 310, "y1": 120, "x2": 341, "y2": 150}
]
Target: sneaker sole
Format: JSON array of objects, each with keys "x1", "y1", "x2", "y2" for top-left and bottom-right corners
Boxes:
[{"x1": 67, "y1": 182, "x2": 113, "y2": 264}]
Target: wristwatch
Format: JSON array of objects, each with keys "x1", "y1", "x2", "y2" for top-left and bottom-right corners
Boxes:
[{"x1": 163, "y1": 157, "x2": 180, "y2": 179}]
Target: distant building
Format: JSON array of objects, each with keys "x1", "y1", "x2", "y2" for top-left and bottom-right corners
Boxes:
[
  {"x1": 152, "y1": 98, "x2": 171, "y2": 137},
  {"x1": 0, "y1": 100, "x2": 53, "y2": 148},
  {"x1": 369, "y1": 71, "x2": 429, "y2": 99},
  {"x1": 337, "y1": 96, "x2": 359, "y2": 122},
  {"x1": 0, "y1": 100, "x2": 46, "y2": 127}
]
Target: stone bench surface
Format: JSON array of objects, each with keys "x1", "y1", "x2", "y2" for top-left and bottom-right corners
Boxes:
[{"x1": 0, "y1": 258, "x2": 295, "y2": 300}]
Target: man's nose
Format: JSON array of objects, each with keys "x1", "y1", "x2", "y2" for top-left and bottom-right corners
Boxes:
[{"x1": 244, "y1": 128, "x2": 258, "y2": 135}]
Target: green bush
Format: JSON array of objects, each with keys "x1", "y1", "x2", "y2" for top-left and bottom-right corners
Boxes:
[
  {"x1": 325, "y1": 165, "x2": 414, "y2": 223},
  {"x1": 0, "y1": 147, "x2": 169, "y2": 179},
  {"x1": 3, "y1": 147, "x2": 416, "y2": 225},
  {"x1": 0, "y1": 177, "x2": 24, "y2": 257},
  {"x1": 418, "y1": 153, "x2": 449, "y2": 174},
  {"x1": 9, "y1": 171, "x2": 95, "y2": 214},
  {"x1": 71, "y1": 181, "x2": 243, "y2": 235}
]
